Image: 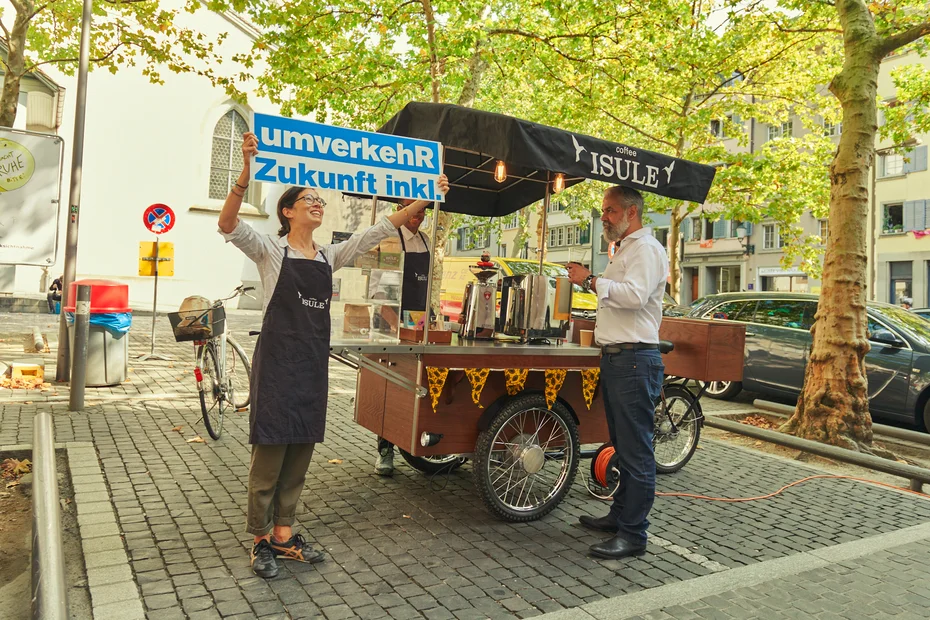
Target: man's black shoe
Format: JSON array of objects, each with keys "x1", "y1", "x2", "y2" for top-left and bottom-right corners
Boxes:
[
  {"x1": 250, "y1": 539, "x2": 279, "y2": 578},
  {"x1": 588, "y1": 535, "x2": 647, "y2": 560},
  {"x1": 579, "y1": 514, "x2": 619, "y2": 533}
]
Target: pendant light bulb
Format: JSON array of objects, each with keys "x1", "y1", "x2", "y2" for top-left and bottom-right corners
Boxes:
[
  {"x1": 553, "y1": 173, "x2": 565, "y2": 194},
  {"x1": 494, "y1": 160, "x2": 507, "y2": 183}
]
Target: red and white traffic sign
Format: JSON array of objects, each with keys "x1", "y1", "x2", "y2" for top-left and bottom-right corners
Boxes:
[{"x1": 143, "y1": 204, "x2": 175, "y2": 235}]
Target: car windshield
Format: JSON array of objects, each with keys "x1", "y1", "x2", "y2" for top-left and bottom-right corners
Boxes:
[
  {"x1": 874, "y1": 305, "x2": 930, "y2": 350},
  {"x1": 504, "y1": 261, "x2": 586, "y2": 293}
]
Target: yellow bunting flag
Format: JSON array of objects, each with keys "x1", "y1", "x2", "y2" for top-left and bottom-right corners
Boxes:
[
  {"x1": 464, "y1": 368, "x2": 491, "y2": 408},
  {"x1": 580, "y1": 368, "x2": 600, "y2": 410},
  {"x1": 425, "y1": 367, "x2": 450, "y2": 411},
  {"x1": 504, "y1": 368, "x2": 529, "y2": 396},
  {"x1": 544, "y1": 369, "x2": 568, "y2": 409}
]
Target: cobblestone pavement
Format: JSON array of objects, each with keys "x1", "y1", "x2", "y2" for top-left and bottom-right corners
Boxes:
[{"x1": 3, "y1": 312, "x2": 930, "y2": 619}]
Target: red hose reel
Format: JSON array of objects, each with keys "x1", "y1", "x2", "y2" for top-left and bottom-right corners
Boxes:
[{"x1": 591, "y1": 443, "x2": 622, "y2": 489}]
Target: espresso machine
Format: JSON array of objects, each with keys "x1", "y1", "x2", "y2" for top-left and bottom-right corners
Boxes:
[
  {"x1": 498, "y1": 274, "x2": 573, "y2": 342},
  {"x1": 460, "y1": 265, "x2": 499, "y2": 339}
]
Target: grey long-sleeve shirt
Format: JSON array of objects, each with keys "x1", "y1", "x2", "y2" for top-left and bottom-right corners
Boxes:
[{"x1": 219, "y1": 217, "x2": 396, "y2": 314}]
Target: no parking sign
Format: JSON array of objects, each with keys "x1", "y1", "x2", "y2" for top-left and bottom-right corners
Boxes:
[{"x1": 143, "y1": 204, "x2": 175, "y2": 234}]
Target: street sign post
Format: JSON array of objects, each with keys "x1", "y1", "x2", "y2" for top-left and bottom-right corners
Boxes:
[{"x1": 138, "y1": 204, "x2": 175, "y2": 362}]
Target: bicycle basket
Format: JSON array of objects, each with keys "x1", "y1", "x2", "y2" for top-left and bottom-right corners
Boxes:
[{"x1": 168, "y1": 306, "x2": 226, "y2": 342}]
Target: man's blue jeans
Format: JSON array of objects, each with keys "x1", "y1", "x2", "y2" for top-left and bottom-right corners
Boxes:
[{"x1": 599, "y1": 349, "x2": 664, "y2": 546}]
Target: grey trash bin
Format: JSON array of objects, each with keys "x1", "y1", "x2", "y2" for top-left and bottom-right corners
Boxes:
[
  {"x1": 65, "y1": 279, "x2": 131, "y2": 387},
  {"x1": 68, "y1": 324, "x2": 129, "y2": 387}
]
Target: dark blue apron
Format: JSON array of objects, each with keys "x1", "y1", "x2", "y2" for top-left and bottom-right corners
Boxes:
[
  {"x1": 249, "y1": 247, "x2": 331, "y2": 444},
  {"x1": 398, "y1": 229, "x2": 430, "y2": 314}
]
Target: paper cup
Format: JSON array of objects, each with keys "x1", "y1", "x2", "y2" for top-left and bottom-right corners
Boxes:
[{"x1": 579, "y1": 330, "x2": 594, "y2": 347}]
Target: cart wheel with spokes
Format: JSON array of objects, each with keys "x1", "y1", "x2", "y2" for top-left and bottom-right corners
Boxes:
[
  {"x1": 473, "y1": 393, "x2": 579, "y2": 522},
  {"x1": 398, "y1": 450, "x2": 467, "y2": 475}
]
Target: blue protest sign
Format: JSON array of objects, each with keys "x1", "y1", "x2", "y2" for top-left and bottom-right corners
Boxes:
[{"x1": 252, "y1": 113, "x2": 444, "y2": 202}]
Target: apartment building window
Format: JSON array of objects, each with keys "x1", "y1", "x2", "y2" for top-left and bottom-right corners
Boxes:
[
  {"x1": 566, "y1": 226, "x2": 577, "y2": 246},
  {"x1": 502, "y1": 213, "x2": 520, "y2": 229},
  {"x1": 767, "y1": 120, "x2": 793, "y2": 141},
  {"x1": 549, "y1": 227, "x2": 564, "y2": 247},
  {"x1": 890, "y1": 261, "x2": 912, "y2": 305},
  {"x1": 498, "y1": 243, "x2": 507, "y2": 257},
  {"x1": 689, "y1": 217, "x2": 701, "y2": 241},
  {"x1": 824, "y1": 121, "x2": 842, "y2": 137},
  {"x1": 710, "y1": 119, "x2": 724, "y2": 138},
  {"x1": 819, "y1": 219, "x2": 828, "y2": 242},
  {"x1": 881, "y1": 153, "x2": 905, "y2": 177},
  {"x1": 879, "y1": 146, "x2": 928, "y2": 178},
  {"x1": 763, "y1": 224, "x2": 783, "y2": 249},
  {"x1": 654, "y1": 227, "x2": 669, "y2": 247},
  {"x1": 883, "y1": 203, "x2": 903, "y2": 234},
  {"x1": 459, "y1": 227, "x2": 489, "y2": 250}
]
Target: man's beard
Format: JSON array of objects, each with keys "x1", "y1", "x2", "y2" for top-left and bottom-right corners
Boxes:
[{"x1": 602, "y1": 215, "x2": 630, "y2": 243}]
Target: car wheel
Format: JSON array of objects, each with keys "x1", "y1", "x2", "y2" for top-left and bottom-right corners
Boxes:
[
  {"x1": 922, "y1": 399, "x2": 930, "y2": 432},
  {"x1": 702, "y1": 380, "x2": 742, "y2": 400}
]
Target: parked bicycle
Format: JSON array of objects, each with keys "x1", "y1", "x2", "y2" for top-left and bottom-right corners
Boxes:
[
  {"x1": 169, "y1": 285, "x2": 254, "y2": 439},
  {"x1": 585, "y1": 341, "x2": 705, "y2": 497}
]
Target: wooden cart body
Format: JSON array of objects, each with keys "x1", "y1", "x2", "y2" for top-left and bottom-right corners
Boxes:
[{"x1": 349, "y1": 317, "x2": 745, "y2": 456}]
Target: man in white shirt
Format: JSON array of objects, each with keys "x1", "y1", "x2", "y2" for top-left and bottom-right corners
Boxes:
[{"x1": 566, "y1": 185, "x2": 669, "y2": 560}]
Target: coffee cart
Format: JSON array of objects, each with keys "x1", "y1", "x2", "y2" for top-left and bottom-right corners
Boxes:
[{"x1": 330, "y1": 103, "x2": 743, "y2": 522}]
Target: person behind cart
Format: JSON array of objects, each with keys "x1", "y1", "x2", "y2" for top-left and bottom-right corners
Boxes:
[
  {"x1": 47, "y1": 274, "x2": 62, "y2": 313},
  {"x1": 368, "y1": 199, "x2": 432, "y2": 476},
  {"x1": 566, "y1": 186, "x2": 669, "y2": 560},
  {"x1": 218, "y1": 132, "x2": 450, "y2": 579}
]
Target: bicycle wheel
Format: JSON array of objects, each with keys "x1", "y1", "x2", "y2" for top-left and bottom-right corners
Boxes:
[
  {"x1": 225, "y1": 336, "x2": 252, "y2": 410},
  {"x1": 654, "y1": 385, "x2": 701, "y2": 474},
  {"x1": 197, "y1": 342, "x2": 226, "y2": 440}
]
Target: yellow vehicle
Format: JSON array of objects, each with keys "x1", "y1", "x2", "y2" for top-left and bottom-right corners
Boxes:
[{"x1": 439, "y1": 256, "x2": 598, "y2": 321}]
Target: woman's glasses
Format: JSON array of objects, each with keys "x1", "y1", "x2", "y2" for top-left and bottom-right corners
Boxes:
[{"x1": 297, "y1": 195, "x2": 326, "y2": 208}]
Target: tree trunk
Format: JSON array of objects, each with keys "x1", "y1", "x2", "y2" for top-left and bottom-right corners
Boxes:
[
  {"x1": 426, "y1": 34, "x2": 488, "y2": 317},
  {"x1": 783, "y1": 0, "x2": 879, "y2": 451},
  {"x1": 0, "y1": 2, "x2": 33, "y2": 128},
  {"x1": 668, "y1": 204, "x2": 684, "y2": 302}
]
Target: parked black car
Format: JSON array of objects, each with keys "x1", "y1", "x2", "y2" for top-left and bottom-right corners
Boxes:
[{"x1": 689, "y1": 292, "x2": 930, "y2": 429}]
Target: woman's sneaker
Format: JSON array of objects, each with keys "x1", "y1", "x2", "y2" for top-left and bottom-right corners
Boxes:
[
  {"x1": 271, "y1": 533, "x2": 325, "y2": 564},
  {"x1": 250, "y1": 539, "x2": 278, "y2": 578}
]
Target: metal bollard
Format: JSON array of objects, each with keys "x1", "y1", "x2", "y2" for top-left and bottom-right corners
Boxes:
[
  {"x1": 32, "y1": 411, "x2": 68, "y2": 619},
  {"x1": 69, "y1": 284, "x2": 91, "y2": 411}
]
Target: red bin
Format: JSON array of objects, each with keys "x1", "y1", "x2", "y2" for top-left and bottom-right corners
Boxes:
[{"x1": 63, "y1": 279, "x2": 131, "y2": 313}]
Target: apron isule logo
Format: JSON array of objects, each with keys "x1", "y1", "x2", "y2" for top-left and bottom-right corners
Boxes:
[
  {"x1": 297, "y1": 291, "x2": 328, "y2": 309},
  {"x1": 571, "y1": 135, "x2": 675, "y2": 190}
]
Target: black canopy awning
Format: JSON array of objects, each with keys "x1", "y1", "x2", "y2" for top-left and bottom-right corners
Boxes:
[{"x1": 377, "y1": 102, "x2": 717, "y2": 217}]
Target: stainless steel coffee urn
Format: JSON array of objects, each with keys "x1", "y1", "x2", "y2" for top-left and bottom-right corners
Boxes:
[{"x1": 498, "y1": 275, "x2": 573, "y2": 341}]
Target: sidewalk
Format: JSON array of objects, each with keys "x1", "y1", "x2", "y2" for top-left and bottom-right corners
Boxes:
[
  {"x1": 3, "y1": 311, "x2": 930, "y2": 619},
  {"x1": 542, "y1": 523, "x2": 930, "y2": 620}
]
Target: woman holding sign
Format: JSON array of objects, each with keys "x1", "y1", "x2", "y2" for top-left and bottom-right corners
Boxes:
[{"x1": 218, "y1": 132, "x2": 449, "y2": 579}]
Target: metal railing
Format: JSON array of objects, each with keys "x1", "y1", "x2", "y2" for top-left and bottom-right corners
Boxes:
[
  {"x1": 703, "y1": 415, "x2": 930, "y2": 492},
  {"x1": 32, "y1": 411, "x2": 68, "y2": 619}
]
